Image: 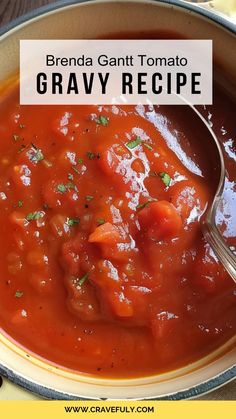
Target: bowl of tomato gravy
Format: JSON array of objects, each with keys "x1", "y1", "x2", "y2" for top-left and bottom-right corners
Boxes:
[{"x1": 0, "y1": 0, "x2": 235, "y2": 400}]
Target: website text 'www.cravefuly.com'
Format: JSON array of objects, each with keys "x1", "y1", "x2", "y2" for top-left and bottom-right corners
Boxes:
[{"x1": 64, "y1": 405, "x2": 155, "y2": 414}]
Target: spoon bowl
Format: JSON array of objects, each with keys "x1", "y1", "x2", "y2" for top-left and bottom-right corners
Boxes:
[
  {"x1": 150, "y1": 99, "x2": 235, "y2": 281},
  {"x1": 184, "y1": 103, "x2": 236, "y2": 282}
]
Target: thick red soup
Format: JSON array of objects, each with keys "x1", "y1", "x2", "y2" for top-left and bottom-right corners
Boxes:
[{"x1": 0, "y1": 79, "x2": 235, "y2": 377}]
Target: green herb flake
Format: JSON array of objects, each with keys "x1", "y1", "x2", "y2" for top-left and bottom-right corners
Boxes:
[
  {"x1": 96, "y1": 115, "x2": 109, "y2": 126},
  {"x1": 126, "y1": 136, "x2": 142, "y2": 150},
  {"x1": 149, "y1": 171, "x2": 158, "y2": 177},
  {"x1": 68, "y1": 173, "x2": 74, "y2": 181},
  {"x1": 26, "y1": 211, "x2": 44, "y2": 221},
  {"x1": 57, "y1": 184, "x2": 67, "y2": 193},
  {"x1": 66, "y1": 218, "x2": 80, "y2": 227},
  {"x1": 143, "y1": 143, "x2": 153, "y2": 151},
  {"x1": 43, "y1": 159, "x2": 52, "y2": 168},
  {"x1": 78, "y1": 158, "x2": 83, "y2": 164},
  {"x1": 86, "y1": 195, "x2": 94, "y2": 201},
  {"x1": 57, "y1": 182, "x2": 77, "y2": 194},
  {"x1": 159, "y1": 172, "x2": 171, "y2": 187},
  {"x1": 136, "y1": 199, "x2": 157, "y2": 210},
  {"x1": 30, "y1": 145, "x2": 44, "y2": 163},
  {"x1": 66, "y1": 182, "x2": 77, "y2": 191},
  {"x1": 15, "y1": 290, "x2": 23, "y2": 298},
  {"x1": 18, "y1": 145, "x2": 26, "y2": 153},
  {"x1": 87, "y1": 151, "x2": 96, "y2": 160},
  {"x1": 97, "y1": 218, "x2": 105, "y2": 226},
  {"x1": 13, "y1": 134, "x2": 20, "y2": 142},
  {"x1": 18, "y1": 200, "x2": 23, "y2": 208},
  {"x1": 72, "y1": 166, "x2": 80, "y2": 174},
  {"x1": 78, "y1": 272, "x2": 89, "y2": 286}
]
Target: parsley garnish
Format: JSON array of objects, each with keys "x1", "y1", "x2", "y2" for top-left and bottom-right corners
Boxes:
[
  {"x1": 87, "y1": 152, "x2": 100, "y2": 160},
  {"x1": 126, "y1": 137, "x2": 142, "y2": 149},
  {"x1": 136, "y1": 199, "x2": 157, "y2": 210},
  {"x1": 43, "y1": 159, "x2": 52, "y2": 168},
  {"x1": 97, "y1": 218, "x2": 105, "y2": 225},
  {"x1": 26, "y1": 211, "x2": 44, "y2": 221},
  {"x1": 13, "y1": 134, "x2": 20, "y2": 142},
  {"x1": 78, "y1": 158, "x2": 83, "y2": 164},
  {"x1": 86, "y1": 195, "x2": 93, "y2": 201},
  {"x1": 15, "y1": 290, "x2": 23, "y2": 298},
  {"x1": 87, "y1": 152, "x2": 95, "y2": 160},
  {"x1": 72, "y1": 166, "x2": 80, "y2": 174},
  {"x1": 66, "y1": 218, "x2": 80, "y2": 226},
  {"x1": 143, "y1": 143, "x2": 153, "y2": 151},
  {"x1": 159, "y1": 172, "x2": 171, "y2": 187},
  {"x1": 66, "y1": 182, "x2": 77, "y2": 190},
  {"x1": 18, "y1": 145, "x2": 26, "y2": 153},
  {"x1": 30, "y1": 144, "x2": 44, "y2": 163},
  {"x1": 57, "y1": 182, "x2": 77, "y2": 193},
  {"x1": 57, "y1": 184, "x2": 67, "y2": 193},
  {"x1": 78, "y1": 272, "x2": 89, "y2": 286},
  {"x1": 96, "y1": 115, "x2": 109, "y2": 126},
  {"x1": 18, "y1": 200, "x2": 23, "y2": 208}
]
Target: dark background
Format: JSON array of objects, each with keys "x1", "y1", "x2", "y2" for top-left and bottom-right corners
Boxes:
[
  {"x1": 0, "y1": 0, "x2": 207, "y2": 28},
  {"x1": 0, "y1": 0, "x2": 56, "y2": 27}
]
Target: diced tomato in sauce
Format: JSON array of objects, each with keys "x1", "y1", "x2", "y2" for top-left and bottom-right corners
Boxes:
[{"x1": 0, "y1": 78, "x2": 235, "y2": 379}]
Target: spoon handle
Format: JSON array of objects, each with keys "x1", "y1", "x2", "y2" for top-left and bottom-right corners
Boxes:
[{"x1": 204, "y1": 221, "x2": 236, "y2": 283}]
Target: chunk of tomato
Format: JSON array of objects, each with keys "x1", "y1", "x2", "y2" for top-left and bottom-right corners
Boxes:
[{"x1": 138, "y1": 200, "x2": 182, "y2": 240}]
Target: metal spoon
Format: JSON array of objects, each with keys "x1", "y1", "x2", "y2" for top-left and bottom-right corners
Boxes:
[
  {"x1": 187, "y1": 104, "x2": 236, "y2": 283},
  {"x1": 148, "y1": 100, "x2": 236, "y2": 282}
]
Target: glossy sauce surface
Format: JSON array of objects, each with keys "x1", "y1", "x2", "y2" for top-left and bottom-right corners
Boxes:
[{"x1": 0, "y1": 79, "x2": 235, "y2": 377}]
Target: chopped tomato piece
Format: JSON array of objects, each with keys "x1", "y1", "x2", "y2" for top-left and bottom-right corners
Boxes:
[
  {"x1": 61, "y1": 234, "x2": 85, "y2": 275},
  {"x1": 88, "y1": 222, "x2": 121, "y2": 244},
  {"x1": 106, "y1": 290, "x2": 134, "y2": 318},
  {"x1": 9, "y1": 211, "x2": 27, "y2": 228},
  {"x1": 138, "y1": 200, "x2": 182, "y2": 240},
  {"x1": 65, "y1": 275, "x2": 101, "y2": 321}
]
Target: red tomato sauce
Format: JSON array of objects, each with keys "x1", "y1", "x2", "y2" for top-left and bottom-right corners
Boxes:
[{"x1": 0, "y1": 79, "x2": 235, "y2": 378}]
